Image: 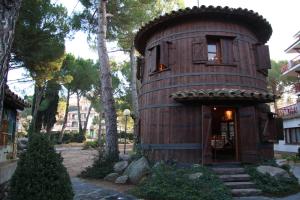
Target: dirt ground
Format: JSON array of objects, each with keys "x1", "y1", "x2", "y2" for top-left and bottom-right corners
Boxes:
[{"x1": 58, "y1": 144, "x2": 135, "y2": 193}]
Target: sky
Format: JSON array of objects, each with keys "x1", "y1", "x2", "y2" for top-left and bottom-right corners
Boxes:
[{"x1": 7, "y1": 0, "x2": 300, "y2": 96}]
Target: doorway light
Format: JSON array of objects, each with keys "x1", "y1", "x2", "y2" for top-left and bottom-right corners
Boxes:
[{"x1": 224, "y1": 110, "x2": 233, "y2": 121}]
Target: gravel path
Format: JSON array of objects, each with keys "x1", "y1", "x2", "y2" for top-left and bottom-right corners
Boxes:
[{"x1": 72, "y1": 178, "x2": 137, "y2": 200}]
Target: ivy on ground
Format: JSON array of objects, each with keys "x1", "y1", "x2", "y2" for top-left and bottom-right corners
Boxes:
[{"x1": 130, "y1": 164, "x2": 232, "y2": 200}]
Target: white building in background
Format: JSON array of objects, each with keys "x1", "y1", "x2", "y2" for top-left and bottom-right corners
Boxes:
[
  {"x1": 53, "y1": 96, "x2": 99, "y2": 138},
  {"x1": 274, "y1": 31, "x2": 300, "y2": 153}
]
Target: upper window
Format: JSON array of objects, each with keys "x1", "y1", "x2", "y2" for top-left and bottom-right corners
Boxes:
[
  {"x1": 207, "y1": 38, "x2": 221, "y2": 64},
  {"x1": 149, "y1": 41, "x2": 170, "y2": 74},
  {"x1": 192, "y1": 36, "x2": 238, "y2": 65}
]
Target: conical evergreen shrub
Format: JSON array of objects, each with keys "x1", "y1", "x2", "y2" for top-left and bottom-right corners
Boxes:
[{"x1": 9, "y1": 134, "x2": 74, "y2": 200}]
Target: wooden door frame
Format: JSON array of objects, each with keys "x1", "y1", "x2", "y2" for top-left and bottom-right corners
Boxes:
[{"x1": 202, "y1": 105, "x2": 240, "y2": 164}]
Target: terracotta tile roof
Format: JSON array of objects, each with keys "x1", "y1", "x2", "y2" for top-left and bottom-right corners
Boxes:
[
  {"x1": 4, "y1": 85, "x2": 30, "y2": 110},
  {"x1": 170, "y1": 89, "x2": 278, "y2": 103},
  {"x1": 135, "y1": 5, "x2": 272, "y2": 54}
]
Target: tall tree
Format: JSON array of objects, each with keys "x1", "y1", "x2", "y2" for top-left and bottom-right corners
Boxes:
[
  {"x1": 267, "y1": 60, "x2": 298, "y2": 114},
  {"x1": 0, "y1": 0, "x2": 22, "y2": 127},
  {"x1": 35, "y1": 80, "x2": 61, "y2": 133},
  {"x1": 73, "y1": 0, "x2": 184, "y2": 157},
  {"x1": 97, "y1": 0, "x2": 119, "y2": 158},
  {"x1": 59, "y1": 54, "x2": 76, "y2": 142},
  {"x1": 12, "y1": 0, "x2": 69, "y2": 133}
]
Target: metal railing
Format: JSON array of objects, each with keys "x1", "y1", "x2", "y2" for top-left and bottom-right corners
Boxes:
[
  {"x1": 278, "y1": 104, "x2": 298, "y2": 117},
  {"x1": 281, "y1": 55, "x2": 300, "y2": 73}
]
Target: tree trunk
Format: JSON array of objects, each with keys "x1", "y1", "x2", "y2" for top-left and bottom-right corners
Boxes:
[
  {"x1": 130, "y1": 45, "x2": 139, "y2": 141},
  {"x1": 0, "y1": 0, "x2": 22, "y2": 127},
  {"x1": 76, "y1": 92, "x2": 83, "y2": 134},
  {"x1": 82, "y1": 103, "x2": 92, "y2": 134},
  {"x1": 59, "y1": 88, "x2": 70, "y2": 143},
  {"x1": 98, "y1": 113, "x2": 103, "y2": 147},
  {"x1": 31, "y1": 84, "x2": 44, "y2": 133},
  {"x1": 97, "y1": 0, "x2": 118, "y2": 159}
]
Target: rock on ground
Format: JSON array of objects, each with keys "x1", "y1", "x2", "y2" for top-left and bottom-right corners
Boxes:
[
  {"x1": 124, "y1": 157, "x2": 150, "y2": 184},
  {"x1": 115, "y1": 175, "x2": 129, "y2": 184},
  {"x1": 256, "y1": 165, "x2": 290, "y2": 178},
  {"x1": 104, "y1": 173, "x2": 120, "y2": 182},
  {"x1": 114, "y1": 161, "x2": 129, "y2": 174},
  {"x1": 188, "y1": 172, "x2": 203, "y2": 180}
]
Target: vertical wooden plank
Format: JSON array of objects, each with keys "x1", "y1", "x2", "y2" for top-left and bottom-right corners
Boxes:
[
  {"x1": 238, "y1": 106, "x2": 259, "y2": 163},
  {"x1": 221, "y1": 38, "x2": 234, "y2": 64},
  {"x1": 202, "y1": 105, "x2": 212, "y2": 164},
  {"x1": 192, "y1": 37, "x2": 208, "y2": 63}
]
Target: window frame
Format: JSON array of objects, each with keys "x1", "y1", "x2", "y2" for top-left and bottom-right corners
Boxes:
[
  {"x1": 285, "y1": 127, "x2": 300, "y2": 144},
  {"x1": 207, "y1": 38, "x2": 222, "y2": 64}
]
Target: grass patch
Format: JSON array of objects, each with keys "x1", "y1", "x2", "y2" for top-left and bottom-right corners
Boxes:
[
  {"x1": 82, "y1": 141, "x2": 99, "y2": 149},
  {"x1": 245, "y1": 165, "x2": 300, "y2": 197},
  {"x1": 130, "y1": 164, "x2": 232, "y2": 200}
]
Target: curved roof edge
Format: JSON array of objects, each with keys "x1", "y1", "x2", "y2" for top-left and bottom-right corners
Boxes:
[{"x1": 134, "y1": 5, "x2": 272, "y2": 55}]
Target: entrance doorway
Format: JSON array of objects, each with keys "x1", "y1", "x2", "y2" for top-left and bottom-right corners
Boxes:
[{"x1": 210, "y1": 107, "x2": 237, "y2": 162}]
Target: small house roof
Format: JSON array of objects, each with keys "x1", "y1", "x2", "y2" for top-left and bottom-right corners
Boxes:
[
  {"x1": 135, "y1": 5, "x2": 272, "y2": 55},
  {"x1": 4, "y1": 85, "x2": 30, "y2": 110},
  {"x1": 170, "y1": 89, "x2": 278, "y2": 103}
]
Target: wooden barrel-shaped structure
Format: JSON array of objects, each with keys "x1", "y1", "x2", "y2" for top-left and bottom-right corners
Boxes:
[{"x1": 135, "y1": 6, "x2": 281, "y2": 164}]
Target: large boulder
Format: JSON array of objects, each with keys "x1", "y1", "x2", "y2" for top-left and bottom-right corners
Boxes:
[
  {"x1": 115, "y1": 175, "x2": 129, "y2": 184},
  {"x1": 104, "y1": 173, "x2": 119, "y2": 182},
  {"x1": 256, "y1": 165, "x2": 290, "y2": 178},
  {"x1": 113, "y1": 161, "x2": 128, "y2": 174},
  {"x1": 124, "y1": 157, "x2": 150, "y2": 184}
]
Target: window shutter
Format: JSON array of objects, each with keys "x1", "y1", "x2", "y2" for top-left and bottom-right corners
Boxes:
[
  {"x1": 148, "y1": 46, "x2": 157, "y2": 73},
  {"x1": 137, "y1": 57, "x2": 144, "y2": 80},
  {"x1": 192, "y1": 38, "x2": 207, "y2": 64},
  {"x1": 265, "y1": 115, "x2": 283, "y2": 142},
  {"x1": 255, "y1": 44, "x2": 271, "y2": 70},
  {"x1": 233, "y1": 39, "x2": 240, "y2": 64},
  {"x1": 160, "y1": 41, "x2": 170, "y2": 68},
  {"x1": 275, "y1": 118, "x2": 284, "y2": 140},
  {"x1": 221, "y1": 38, "x2": 234, "y2": 64}
]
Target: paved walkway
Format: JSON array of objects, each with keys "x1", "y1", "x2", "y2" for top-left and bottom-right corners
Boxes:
[
  {"x1": 234, "y1": 193, "x2": 300, "y2": 200},
  {"x1": 72, "y1": 178, "x2": 137, "y2": 200}
]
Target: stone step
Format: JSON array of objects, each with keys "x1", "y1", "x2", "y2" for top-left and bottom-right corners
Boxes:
[
  {"x1": 231, "y1": 188, "x2": 262, "y2": 197},
  {"x1": 210, "y1": 162, "x2": 241, "y2": 168},
  {"x1": 212, "y1": 167, "x2": 245, "y2": 175},
  {"x1": 219, "y1": 174, "x2": 251, "y2": 182},
  {"x1": 224, "y1": 181, "x2": 256, "y2": 189}
]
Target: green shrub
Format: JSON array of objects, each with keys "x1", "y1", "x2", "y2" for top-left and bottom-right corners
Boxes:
[
  {"x1": 82, "y1": 141, "x2": 99, "y2": 149},
  {"x1": 9, "y1": 134, "x2": 74, "y2": 200},
  {"x1": 246, "y1": 165, "x2": 300, "y2": 196},
  {"x1": 130, "y1": 164, "x2": 232, "y2": 200},
  {"x1": 49, "y1": 131, "x2": 85, "y2": 144},
  {"x1": 79, "y1": 150, "x2": 118, "y2": 179}
]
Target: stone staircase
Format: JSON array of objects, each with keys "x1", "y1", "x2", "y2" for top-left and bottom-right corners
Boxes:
[{"x1": 211, "y1": 163, "x2": 262, "y2": 197}]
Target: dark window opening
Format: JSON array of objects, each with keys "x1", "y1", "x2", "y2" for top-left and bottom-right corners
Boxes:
[
  {"x1": 285, "y1": 128, "x2": 300, "y2": 144},
  {"x1": 156, "y1": 45, "x2": 167, "y2": 72}
]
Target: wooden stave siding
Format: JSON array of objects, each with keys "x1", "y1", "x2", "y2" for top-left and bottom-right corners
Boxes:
[{"x1": 139, "y1": 20, "x2": 269, "y2": 163}]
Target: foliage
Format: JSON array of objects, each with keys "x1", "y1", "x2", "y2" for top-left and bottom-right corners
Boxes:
[
  {"x1": 131, "y1": 164, "x2": 232, "y2": 200},
  {"x1": 35, "y1": 80, "x2": 61, "y2": 132},
  {"x1": 79, "y1": 149, "x2": 118, "y2": 179},
  {"x1": 245, "y1": 165, "x2": 300, "y2": 196},
  {"x1": 50, "y1": 131, "x2": 85, "y2": 144},
  {"x1": 83, "y1": 140, "x2": 99, "y2": 149},
  {"x1": 267, "y1": 60, "x2": 298, "y2": 113},
  {"x1": 9, "y1": 134, "x2": 73, "y2": 200},
  {"x1": 12, "y1": 0, "x2": 70, "y2": 86},
  {"x1": 72, "y1": 0, "x2": 184, "y2": 48}
]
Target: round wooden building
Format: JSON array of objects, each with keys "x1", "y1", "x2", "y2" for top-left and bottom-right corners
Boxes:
[{"x1": 134, "y1": 6, "x2": 282, "y2": 164}]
